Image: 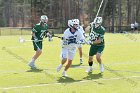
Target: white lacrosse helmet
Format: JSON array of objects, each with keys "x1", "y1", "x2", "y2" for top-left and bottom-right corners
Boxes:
[
  {"x1": 68, "y1": 20, "x2": 72, "y2": 27},
  {"x1": 93, "y1": 17, "x2": 102, "y2": 28},
  {"x1": 68, "y1": 19, "x2": 79, "y2": 27},
  {"x1": 40, "y1": 15, "x2": 48, "y2": 23},
  {"x1": 69, "y1": 19, "x2": 79, "y2": 30}
]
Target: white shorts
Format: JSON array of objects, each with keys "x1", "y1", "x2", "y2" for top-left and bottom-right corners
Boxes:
[{"x1": 61, "y1": 47, "x2": 76, "y2": 60}]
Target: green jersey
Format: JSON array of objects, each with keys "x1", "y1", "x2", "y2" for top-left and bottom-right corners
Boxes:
[
  {"x1": 32, "y1": 23, "x2": 48, "y2": 40},
  {"x1": 89, "y1": 25, "x2": 105, "y2": 46}
]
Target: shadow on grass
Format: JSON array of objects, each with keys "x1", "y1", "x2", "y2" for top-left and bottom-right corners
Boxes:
[
  {"x1": 57, "y1": 76, "x2": 81, "y2": 85},
  {"x1": 26, "y1": 68, "x2": 43, "y2": 73},
  {"x1": 83, "y1": 72, "x2": 103, "y2": 80},
  {"x1": 71, "y1": 64, "x2": 81, "y2": 68},
  {"x1": 83, "y1": 73, "x2": 104, "y2": 85},
  {"x1": 71, "y1": 64, "x2": 87, "y2": 68}
]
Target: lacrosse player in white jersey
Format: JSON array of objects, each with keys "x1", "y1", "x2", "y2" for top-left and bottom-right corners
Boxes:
[
  {"x1": 56, "y1": 19, "x2": 85, "y2": 77},
  {"x1": 74, "y1": 19, "x2": 85, "y2": 64}
]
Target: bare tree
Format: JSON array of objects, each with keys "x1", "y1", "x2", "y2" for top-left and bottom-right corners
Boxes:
[
  {"x1": 118, "y1": 0, "x2": 122, "y2": 32},
  {"x1": 136, "y1": 0, "x2": 140, "y2": 22}
]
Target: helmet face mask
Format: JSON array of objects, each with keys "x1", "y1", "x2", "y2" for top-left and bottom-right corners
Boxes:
[
  {"x1": 95, "y1": 23, "x2": 101, "y2": 28},
  {"x1": 72, "y1": 19, "x2": 79, "y2": 26},
  {"x1": 74, "y1": 19, "x2": 80, "y2": 25},
  {"x1": 72, "y1": 19, "x2": 78, "y2": 30},
  {"x1": 68, "y1": 19, "x2": 79, "y2": 30},
  {"x1": 40, "y1": 15, "x2": 48, "y2": 23},
  {"x1": 94, "y1": 17, "x2": 102, "y2": 28}
]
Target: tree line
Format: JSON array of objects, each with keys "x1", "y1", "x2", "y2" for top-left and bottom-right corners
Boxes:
[{"x1": 0, "y1": 0, "x2": 140, "y2": 32}]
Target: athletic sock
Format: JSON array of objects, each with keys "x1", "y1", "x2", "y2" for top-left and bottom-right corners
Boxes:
[{"x1": 30, "y1": 58, "x2": 35, "y2": 63}]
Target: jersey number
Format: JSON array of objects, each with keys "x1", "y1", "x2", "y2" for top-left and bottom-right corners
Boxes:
[{"x1": 68, "y1": 38, "x2": 76, "y2": 44}]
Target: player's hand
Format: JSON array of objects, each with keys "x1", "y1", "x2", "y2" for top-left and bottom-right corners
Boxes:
[
  {"x1": 46, "y1": 32, "x2": 50, "y2": 36},
  {"x1": 85, "y1": 40, "x2": 92, "y2": 45},
  {"x1": 48, "y1": 36, "x2": 53, "y2": 42},
  {"x1": 45, "y1": 32, "x2": 53, "y2": 42},
  {"x1": 77, "y1": 40, "x2": 85, "y2": 44},
  {"x1": 93, "y1": 39, "x2": 101, "y2": 44},
  {"x1": 63, "y1": 41, "x2": 68, "y2": 45},
  {"x1": 62, "y1": 39, "x2": 68, "y2": 45},
  {"x1": 76, "y1": 41, "x2": 82, "y2": 44}
]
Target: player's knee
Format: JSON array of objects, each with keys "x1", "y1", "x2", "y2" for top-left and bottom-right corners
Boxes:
[
  {"x1": 62, "y1": 58, "x2": 67, "y2": 62},
  {"x1": 96, "y1": 57, "x2": 101, "y2": 62},
  {"x1": 88, "y1": 56, "x2": 93, "y2": 62},
  {"x1": 37, "y1": 50, "x2": 42, "y2": 55},
  {"x1": 96, "y1": 53, "x2": 101, "y2": 60},
  {"x1": 68, "y1": 60, "x2": 72, "y2": 64},
  {"x1": 67, "y1": 60, "x2": 72, "y2": 65}
]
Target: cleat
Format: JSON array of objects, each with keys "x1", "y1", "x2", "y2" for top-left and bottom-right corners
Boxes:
[
  {"x1": 56, "y1": 64, "x2": 63, "y2": 72},
  {"x1": 86, "y1": 67, "x2": 93, "y2": 73},
  {"x1": 100, "y1": 64, "x2": 104, "y2": 73},
  {"x1": 80, "y1": 59, "x2": 83, "y2": 64},
  {"x1": 28, "y1": 62, "x2": 37, "y2": 69},
  {"x1": 62, "y1": 71, "x2": 68, "y2": 77}
]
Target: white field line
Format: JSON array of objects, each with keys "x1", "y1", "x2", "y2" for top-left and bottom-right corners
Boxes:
[{"x1": 0, "y1": 75, "x2": 140, "y2": 90}]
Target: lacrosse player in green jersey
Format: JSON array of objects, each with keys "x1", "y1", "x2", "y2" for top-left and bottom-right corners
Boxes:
[
  {"x1": 28, "y1": 15, "x2": 50, "y2": 69},
  {"x1": 86, "y1": 17, "x2": 105, "y2": 73}
]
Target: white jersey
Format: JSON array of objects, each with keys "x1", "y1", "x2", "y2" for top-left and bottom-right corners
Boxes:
[
  {"x1": 62, "y1": 28, "x2": 85, "y2": 49},
  {"x1": 78, "y1": 26, "x2": 85, "y2": 36}
]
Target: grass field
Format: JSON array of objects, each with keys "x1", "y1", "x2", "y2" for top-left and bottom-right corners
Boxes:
[{"x1": 0, "y1": 33, "x2": 140, "y2": 93}]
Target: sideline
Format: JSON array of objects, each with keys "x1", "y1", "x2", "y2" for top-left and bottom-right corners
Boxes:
[{"x1": 1, "y1": 75, "x2": 140, "y2": 90}]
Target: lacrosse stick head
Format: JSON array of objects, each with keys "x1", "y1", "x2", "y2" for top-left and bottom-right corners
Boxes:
[{"x1": 19, "y1": 37, "x2": 25, "y2": 43}]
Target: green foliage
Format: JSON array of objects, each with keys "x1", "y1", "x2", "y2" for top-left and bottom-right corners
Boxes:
[
  {"x1": 0, "y1": 0, "x2": 139, "y2": 27},
  {"x1": 0, "y1": 19, "x2": 6, "y2": 26},
  {"x1": 104, "y1": 0, "x2": 114, "y2": 17}
]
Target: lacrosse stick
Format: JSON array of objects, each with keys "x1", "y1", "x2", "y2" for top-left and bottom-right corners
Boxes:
[
  {"x1": 51, "y1": 32, "x2": 64, "y2": 40},
  {"x1": 19, "y1": 37, "x2": 43, "y2": 43},
  {"x1": 19, "y1": 35, "x2": 64, "y2": 44},
  {"x1": 95, "y1": 0, "x2": 104, "y2": 18},
  {"x1": 53, "y1": 35, "x2": 64, "y2": 39},
  {"x1": 90, "y1": 0, "x2": 104, "y2": 25}
]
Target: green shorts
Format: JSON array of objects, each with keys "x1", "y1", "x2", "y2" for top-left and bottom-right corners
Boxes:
[
  {"x1": 89, "y1": 45, "x2": 104, "y2": 56},
  {"x1": 33, "y1": 41, "x2": 42, "y2": 51}
]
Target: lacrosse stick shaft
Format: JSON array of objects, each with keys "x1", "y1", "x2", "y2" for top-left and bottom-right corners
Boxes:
[
  {"x1": 24, "y1": 40, "x2": 43, "y2": 42},
  {"x1": 31, "y1": 40, "x2": 43, "y2": 42},
  {"x1": 53, "y1": 35, "x2": 63, "y2": 39},
  {"x1": 89, "y1": 0, "x2": 104, "y2": 25},
  {"x1": 19, "y1": 37, "x2": 43, "y2": 43},
  {"x1": 95, "y1": 0, "x2": 104, "y2": 18}
]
